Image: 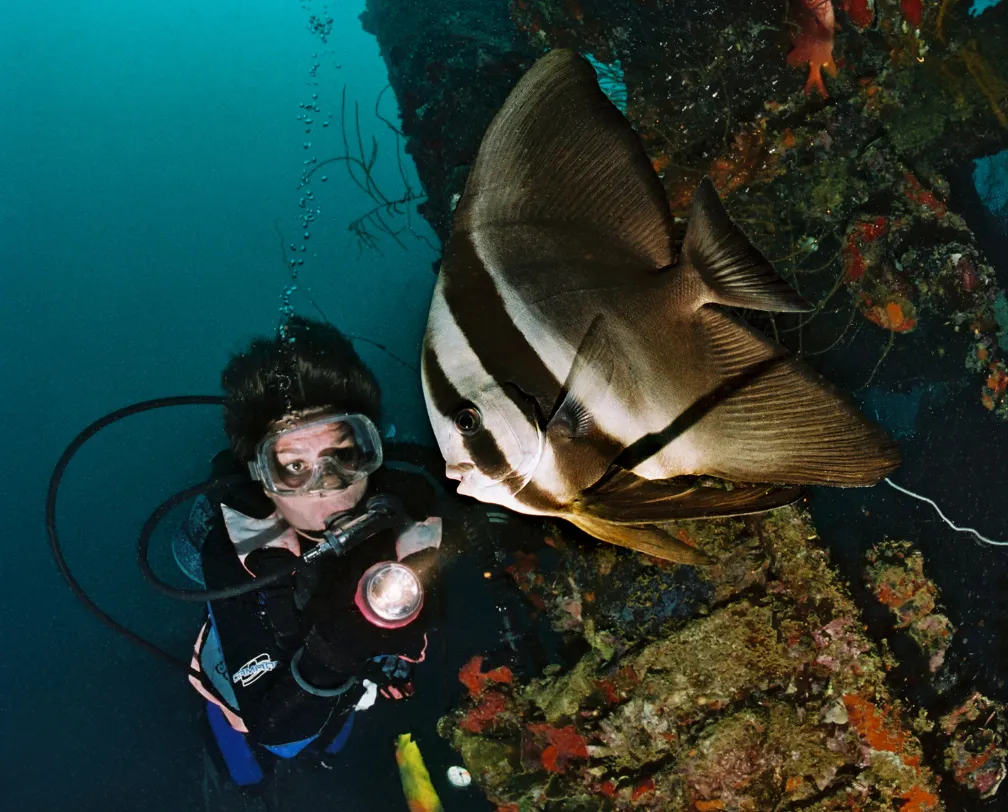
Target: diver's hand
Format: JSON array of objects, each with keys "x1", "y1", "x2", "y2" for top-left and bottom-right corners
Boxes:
[
  {"x1": 361, "y1": 654, "x2": 414, "y2": 700},
  {"x1": 297, "y1": 628, "x2": 358, "y2": 690}
]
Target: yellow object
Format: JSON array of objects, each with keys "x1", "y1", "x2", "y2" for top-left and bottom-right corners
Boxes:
[{"x1": 395, "y1": 733, "x2": 444, "y2": 812}]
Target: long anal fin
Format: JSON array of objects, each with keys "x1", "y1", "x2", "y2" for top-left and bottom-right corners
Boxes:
[
  {"x1": 565, "y1": 513, "x2": 712, "y2": 565},
  {"x1": 576, "y1": 467, "x2": 804, "y2": 523}
]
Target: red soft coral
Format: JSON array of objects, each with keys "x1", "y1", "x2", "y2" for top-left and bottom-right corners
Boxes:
[
  {"x1": 459, "y1": 655, "x2": 514, "y2": 698},
  {"x1": 788, "y1": 0, "x2": 838, "y2": 97},
  {"x1": 459, "y1": 690, "x2": 509, "y2": 733},
  {"x1": 842, "y1": 0, "x2": 874, "y2": 31},
  {"x1": 527, "y1": 723, "x2": 589, "y2": 773}
]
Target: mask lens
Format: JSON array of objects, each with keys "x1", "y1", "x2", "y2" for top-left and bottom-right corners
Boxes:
[
  {"x1": 275, "y1": 458, "x2": 313, "y2": 490},
  {"x1": 315, "y1": 457, "x2": 351, "y2": 490},
  {"x1": 257, "y1": 414, "x2": 383, "y2": 495},
  {"x1": 332, "y1": 443, "x2": 364, "y2": 472}
]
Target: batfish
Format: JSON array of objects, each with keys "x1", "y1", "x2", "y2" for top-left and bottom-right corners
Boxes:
[{"x1": 421, "y1": 48, "x2": 899, "y2": 564}]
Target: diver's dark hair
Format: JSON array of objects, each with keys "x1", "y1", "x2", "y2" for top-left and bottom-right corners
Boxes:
[{"x1": 221, "y1": 316, "x2": 382, "y2": 462}]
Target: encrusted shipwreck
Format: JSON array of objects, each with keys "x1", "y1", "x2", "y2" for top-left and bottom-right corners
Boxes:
[{"x1": 438, "y1": 508, "x2": 970, "y2": 810}]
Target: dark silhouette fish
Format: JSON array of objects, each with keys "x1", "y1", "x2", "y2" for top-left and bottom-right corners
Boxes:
[{"x1": 421, "y1": 48, "x2": 899, "y2": 564}]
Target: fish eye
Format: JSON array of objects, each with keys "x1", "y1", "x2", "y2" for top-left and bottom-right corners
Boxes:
[{"x1": 453, "y1": 406, "x2": 482, "y2": 436}]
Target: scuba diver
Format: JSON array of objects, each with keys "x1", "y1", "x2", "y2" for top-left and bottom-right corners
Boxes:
[
  {"x1": 46, "y1": 314, "x2": 556, "y2": 801},
  {"x1": 183, "y1": 315, "x2": 448, "y2": 787}
]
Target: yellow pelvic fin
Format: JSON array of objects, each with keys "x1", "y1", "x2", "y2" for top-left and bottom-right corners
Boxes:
[{"x1": 565, "y1": 511, "x2": 712, "y2": 565}]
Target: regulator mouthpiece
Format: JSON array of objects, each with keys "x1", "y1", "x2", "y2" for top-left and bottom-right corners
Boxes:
[{"x1": 301, "y1": 493, "x2": 405, "y2": 564}]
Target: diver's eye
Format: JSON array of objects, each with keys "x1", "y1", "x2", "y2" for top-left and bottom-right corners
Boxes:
[{"x1": 453, "y1": 406, "x2": 482, "y2": 436}]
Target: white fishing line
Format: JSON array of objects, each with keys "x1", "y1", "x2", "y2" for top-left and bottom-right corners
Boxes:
[{"x1": 884, "y1": 478, "x2": 1008, "y2": 547}]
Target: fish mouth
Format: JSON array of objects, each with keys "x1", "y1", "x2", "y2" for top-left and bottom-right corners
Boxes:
[
  {"x1": 444, "y1": 464, "x2": 472, "y2": 482},
  {"x1": 446, "y1": 465, "x2": 486, "y2": 494},
  {"x1": 452, "y1": 465, "x2": 532, "y2": 498}
]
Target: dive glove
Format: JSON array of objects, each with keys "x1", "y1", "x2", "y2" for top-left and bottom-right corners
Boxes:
[{"x1": 361, "y1": 654, "x2": 414, "y2": 700}]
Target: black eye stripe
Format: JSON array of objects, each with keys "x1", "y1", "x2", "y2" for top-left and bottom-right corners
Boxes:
[
  {"x1": 422, "y1": 343, "x2": 463, "y2": 419},
  {"x1": 423, "y1": 344, "x2": 509, "y2": 478},
  {"x1": 440, "y1": 235, "x2": 559, "y2": 414},
  {"x1": 466, "y1": 430, "x2": 510, "y2": 479}
]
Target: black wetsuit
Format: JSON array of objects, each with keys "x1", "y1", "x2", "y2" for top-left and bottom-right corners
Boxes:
[{"x1": 194, "y1": 462, "x2": 440, "y2": 748}]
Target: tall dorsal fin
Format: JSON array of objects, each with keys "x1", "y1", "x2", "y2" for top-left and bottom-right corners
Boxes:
[{"x1": 453, "y1": 48, "x2": 679, "y2": 275}]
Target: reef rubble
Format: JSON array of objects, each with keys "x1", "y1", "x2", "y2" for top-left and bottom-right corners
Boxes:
[{"x1": 435, "y1": 506, "x2": 1007, "y2": 810}]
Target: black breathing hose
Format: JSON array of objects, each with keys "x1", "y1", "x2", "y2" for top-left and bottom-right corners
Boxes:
[
  {"x1": 45, "y1": 395, "x2": 226, "y2": 674},
  {"x1": 138, "y1": 491, "x2": 406, "y2": 602},
  {"x1": 136, "y1": 477, "x2": 295, "y2": 603}
]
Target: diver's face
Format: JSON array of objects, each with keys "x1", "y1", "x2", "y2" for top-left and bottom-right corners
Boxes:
[{"x1": 263, "y1": 420, "x2": 369, "y2": 531}]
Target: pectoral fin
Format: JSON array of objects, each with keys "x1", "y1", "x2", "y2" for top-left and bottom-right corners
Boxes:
[
  {"x1": 546, "y1": 315, "x2": 615, "y2": 440},
  {"x1": 576, "y1": 467, "x2": 804, "y2": 523},
  {"x1": 565, "y1": 512, "x2": 712, "y2": 565}
]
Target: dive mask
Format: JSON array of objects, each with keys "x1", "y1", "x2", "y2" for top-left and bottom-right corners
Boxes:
[{"x1": 248, "y1": 412, "x2": 383, "y2": 496}]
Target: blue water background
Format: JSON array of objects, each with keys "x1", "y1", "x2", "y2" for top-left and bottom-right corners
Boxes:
[{"x1": 1, "y1": 1, "x2": 437, "y2": 807}]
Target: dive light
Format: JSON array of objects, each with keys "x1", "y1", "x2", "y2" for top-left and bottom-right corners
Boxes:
[{"x1": 355, "y1": 560, "x2": 424, "y2": 628}]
